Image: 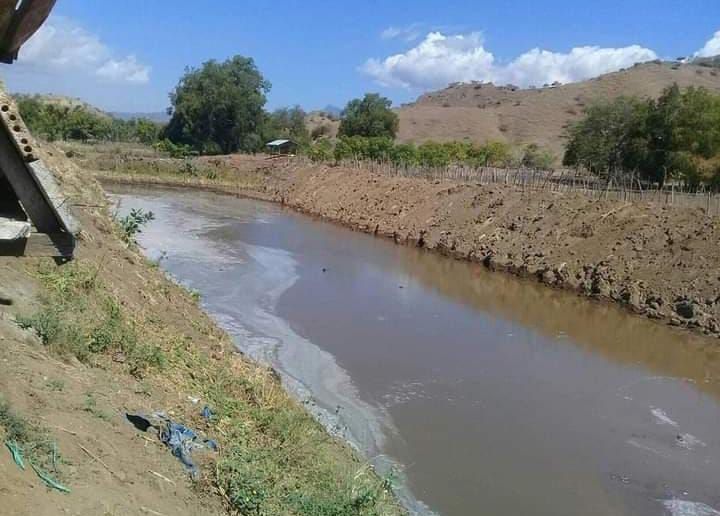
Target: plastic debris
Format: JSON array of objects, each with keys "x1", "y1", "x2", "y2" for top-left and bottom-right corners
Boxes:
[
  {"x1": 31, "y1": 463, "x2": 71, "y2": 493},
  {"x1": 160, "y1": 422, "x2": 200, "y2": 474},
  {"x1": 126, "y1": 412, "x2": 218, "y2": 477},
  {"x1": 200, "y1": 405, "x2": 214, "y2": 421},
  {"x1": 5, "y1": 440, "x2": 25, "y2": 469}
]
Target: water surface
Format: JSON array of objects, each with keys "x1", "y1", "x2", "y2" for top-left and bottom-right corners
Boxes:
[{"x1": 110, "y1": 185, "x2": 720, "y2": 516}]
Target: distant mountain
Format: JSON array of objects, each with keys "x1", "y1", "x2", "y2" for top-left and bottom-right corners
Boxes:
[
  {"x1": 110, "y1": 111, "x2": 170, "y2": 124},
  {"x1": 396, "y1": 60, "x2": 720, "y2": 157},
  {"x1": 320, "y1": 105, "x2": 342, "y2": 117}
]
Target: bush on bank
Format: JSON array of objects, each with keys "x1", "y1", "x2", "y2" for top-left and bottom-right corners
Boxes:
[{"x1": 305, "y1": 136, "x2": 556, "y2": 170}]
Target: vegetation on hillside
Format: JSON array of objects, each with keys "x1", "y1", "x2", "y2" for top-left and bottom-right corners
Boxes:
[
  {"x1": 564, "y1": 84, "x2": 720, "y2": 188},
  {"x1": 307, "y1": 136, "x2": 554, "y2": 169},
  {"x1": 263, "y1": 105, "x2": 310, "y2": 145},
  {"x1": 17, "y1": 95, "x2": 162, "y2": 144},
  {"x1": 338, "y1": 94, "x2": 399, "y2": 139}
]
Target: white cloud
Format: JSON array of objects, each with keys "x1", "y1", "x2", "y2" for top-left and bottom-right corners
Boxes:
[
  {"x1": 96, "y1": 56, "x2": 150, "y2": 83},
  {"x1": 695, "y1": 30, "x2": 720, "y2": 58},
  {"x1": 14, "y1": 16, "x2": 150, "y2": 84},
  {"x1": 381, "y1": 24, "x2": 422, "y2": 42},
  {"x1": 362, "y1": 31, "x2": 658, "y2": 90}
]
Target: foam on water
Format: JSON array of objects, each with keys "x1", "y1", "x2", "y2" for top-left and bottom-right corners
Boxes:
[{"x1": 662, "y1": 500, "x2": 720, "y2": 516}]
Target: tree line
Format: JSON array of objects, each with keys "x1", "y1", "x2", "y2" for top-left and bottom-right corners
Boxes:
[
  {"x1": 307, "y1": 136, "x2": 555, "y2": 170},
  {"x1": 16, "y1": 95, "x2": 162, "y2": 144},
  {"x1": 563, "y1": 85, "x2": 720, "y2": 188}
]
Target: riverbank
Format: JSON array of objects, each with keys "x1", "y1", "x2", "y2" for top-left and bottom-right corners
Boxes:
[
  {"x1": 90, "y1": 148, "x2": 720, "y2": 340},
  {"x1": 0, "y1": 145, "x2": 402, "y2": 514}
]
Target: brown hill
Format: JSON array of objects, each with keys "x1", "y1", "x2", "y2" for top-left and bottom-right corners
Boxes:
[
  {"x1": 15, "y1": 93, "x2": 112, "y2": 119},
  {"x1": 396, "y1": 60, "x2": 720, "y2": 157}
]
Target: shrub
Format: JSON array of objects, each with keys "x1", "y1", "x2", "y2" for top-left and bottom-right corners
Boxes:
[
  {"x1": 117, "y1": 208, "x2": 155, "y2": 244},
  {"x1": 338, "y1": 94, "x2": 399, "y2": 138}
]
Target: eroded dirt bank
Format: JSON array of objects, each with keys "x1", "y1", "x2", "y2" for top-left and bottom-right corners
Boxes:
[
  {"x1": 0, "y1": 149, "x2": 401, "y2": 515},
  {"x1": 100, "y1": 154, "x2": 720, "y2": 339}
]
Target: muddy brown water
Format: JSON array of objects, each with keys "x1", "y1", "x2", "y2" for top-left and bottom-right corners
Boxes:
[{"x1": 109, "y1": 185, "x2": 720, "y2": 516}]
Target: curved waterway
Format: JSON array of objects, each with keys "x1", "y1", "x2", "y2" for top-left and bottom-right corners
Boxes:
[{"x1": 109, "y1": 185, "x2": 720, "y2": 516}]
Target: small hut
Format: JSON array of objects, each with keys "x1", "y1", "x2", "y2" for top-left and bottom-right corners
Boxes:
[{"x1": 266, "y1": 139, "x2": 298, "y2": 156}]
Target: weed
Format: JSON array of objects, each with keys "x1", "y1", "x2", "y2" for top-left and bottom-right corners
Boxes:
[
  {"x1": 117, "y1": 208, "x2": 155, "y2": 244},
  {"x1": 187, "y1": 287, "x2": 201, "y2": 303},
  {"x1": 83, "y1": 393, "x2": 111, "y2": 421},
  {"x1": 0, "y1": 398, "x2": 60, "y2": 473},
  {"x1": 16, "y1": 261, "x2": 166, "y2": 377},
  {"x1": 15, "y1": 309, "x2": 61, "y2": 345},
  {"x1": 45, "y1": 379, "x2": 65, "y2": 392}
]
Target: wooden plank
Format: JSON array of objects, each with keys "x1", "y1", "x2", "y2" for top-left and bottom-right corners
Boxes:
[
  {"x1": 0, "y1": 218, "x2": 30, "y2": 240},
  {"x1": 0, "y1": 232, "x2": 75, "y2": 257},
  {"x1": 29, "y1": 161, "x2": 80, "y2": 234}
]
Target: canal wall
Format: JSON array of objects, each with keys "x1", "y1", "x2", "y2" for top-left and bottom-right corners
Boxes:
[{"x1": 98, "y1": 157, "x2": 720, "y2": 339}]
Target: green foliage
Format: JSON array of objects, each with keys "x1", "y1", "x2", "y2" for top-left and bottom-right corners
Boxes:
[
  {"x1": 16, "y1": 95, "x2": 163, "y2": 144},
  {"x1": 305, "y1": 136, "x2": 531, "y2": 169},
  {"x1": 306, "y1": 139, "x2": 334, "y2": 162},
  {"x1": 263, "y1": 106, "x2": 309, "y2": 145},
  {"x1": 15, "y1": 262, "x2": 166, "y2": 377},
  {"x1": 338, "y1": 94, "x2": 399, "y2": 139},
  {"x1": 153, "y1": 138, "x2": 194, "y2": 158},
  {"x1": 163, "y1": 56, "x2": 270, "y2": 154},
  {"x1": 521, "y1": 143, "x2": 557, "y2": 169},
  {"x1": 15, "y1": 309, "x2": 61, "y2": 345},
  {"x1": 117, "y1": 208, "x2": 155, "y2": 244},
  {"x1": 564, "y1": 84, "x2": 720, "y2": 186},
  {"x1": 334, "y1": 136, "x2": 395, "y2": 162}
]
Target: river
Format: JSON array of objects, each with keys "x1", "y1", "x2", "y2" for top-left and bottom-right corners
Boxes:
[{"x1": 109, "y1": 184, "x2": 720, "y2": 516}]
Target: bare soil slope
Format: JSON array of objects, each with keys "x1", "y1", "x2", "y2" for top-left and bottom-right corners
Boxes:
[{"x1": 397, "y1": 61, "x2": 720, "y2": 156}]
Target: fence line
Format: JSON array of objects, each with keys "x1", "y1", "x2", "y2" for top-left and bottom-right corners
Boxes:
[{"x1": 302, "y1": 158, "x2": 720, "y2": 216}]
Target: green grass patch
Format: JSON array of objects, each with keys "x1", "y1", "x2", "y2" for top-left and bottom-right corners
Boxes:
[
  {"x1": 0, "y1": 397, "x2": 62, "y2": 474},
  {"x1": 174, "y1": 349, "x2": 401, "y2": 515},
  {"x1": 15, "y1": 261, "x2": 166, "y2": 377}
]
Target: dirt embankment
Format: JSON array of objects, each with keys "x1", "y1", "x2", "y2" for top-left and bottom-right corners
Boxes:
[
  {"x1": 0, "y1": 149, "x2": 401, "y2": 515},
  {"x1": 109, "y1": 154, "x2": 720, "y2": 340}
]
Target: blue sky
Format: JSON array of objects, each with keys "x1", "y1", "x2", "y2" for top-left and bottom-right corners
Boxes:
[{"x1": 2, "y1": 0, "x2": 720, "y2": 113}]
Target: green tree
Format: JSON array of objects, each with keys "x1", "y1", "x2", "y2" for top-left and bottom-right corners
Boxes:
[
  {"x1": 521, "y1": 144, "x2": 556, "y2": 169},
  {"x1": 563, "y1": 97, "x2": 651, "y2": 176},
  {"x1": 338, "y1": 94, "x2": 399, "y2": 138},
  {"x1": 263, "y1": 106, "x2": 309, "y2": 145},
  {"x1": 134, "y1": 118, "x2": 162, "y2": 145},
  {"x1": 163, "y1": 56, "x2": 270, "y2": 154}
]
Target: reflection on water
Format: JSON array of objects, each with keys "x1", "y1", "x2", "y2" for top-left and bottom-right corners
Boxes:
[{"x1": 109, "y1": 185, "x2": 720, "y2": 516}]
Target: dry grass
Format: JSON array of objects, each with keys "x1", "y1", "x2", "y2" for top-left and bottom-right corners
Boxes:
[{"x1": 398, "y1": 61, "x2": 720, "y2": 156}]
